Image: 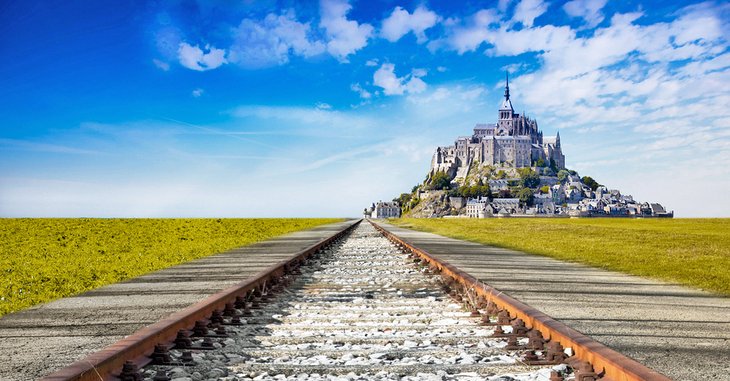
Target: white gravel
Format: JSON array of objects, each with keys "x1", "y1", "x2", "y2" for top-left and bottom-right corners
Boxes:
[{"x1": 141, "y1": 223, "x2": 572, "y2": 381}]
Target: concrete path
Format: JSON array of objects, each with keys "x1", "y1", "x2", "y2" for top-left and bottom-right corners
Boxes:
[
  {"x1": 0, "y1": 220, "x2": 357, "y2": 381},
  {"x1": 374, "y1": 221, "x2": 730, "y2": 381}
]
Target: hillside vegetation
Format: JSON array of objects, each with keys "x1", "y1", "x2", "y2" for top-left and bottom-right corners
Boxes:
[
  {"x1": 0, "y1": 218, "x2": 341, "y2": 317},
  {"x1": 391, "y1": 218, "x2": 730, "y2": 295}
]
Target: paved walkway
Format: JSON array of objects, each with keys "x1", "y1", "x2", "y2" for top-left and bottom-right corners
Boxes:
[
  {"x1": 374, "y1": 221, "x2": 730, "y2": 381},
  {"x1": 0, "y1": 220, "x2": 357, "y2": 381}
]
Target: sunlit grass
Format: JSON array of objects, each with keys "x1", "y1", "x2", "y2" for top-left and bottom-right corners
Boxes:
[
  {"x1": 390, "y1": 218, "x2": 730, "y2": 296},
  {"x1": 0, "y1": 218, "x2": 342, "y2": 317}
]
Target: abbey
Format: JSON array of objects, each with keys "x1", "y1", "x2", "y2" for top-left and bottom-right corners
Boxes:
[{"x1": 431, "y1": 75, "x2": 565, "y2": 180}]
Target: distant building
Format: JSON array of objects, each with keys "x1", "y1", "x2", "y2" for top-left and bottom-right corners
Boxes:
[
  {"x1": 465, "y1": 198, "x2": 490, "y2": 218},
  {"x1": 491, "y1": 198, "x2": 520, "y2": 214},
  {"x1": 488, "y1": 179, "x2": 509, "y2": 193},
  {"x1": 368, "y1": 201, "x2": 401, "y2": 218}
]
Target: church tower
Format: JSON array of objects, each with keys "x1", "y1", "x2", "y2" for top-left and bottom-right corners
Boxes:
[{"x1": 497, "y1": 73, "x2": 514, "y2": 135}]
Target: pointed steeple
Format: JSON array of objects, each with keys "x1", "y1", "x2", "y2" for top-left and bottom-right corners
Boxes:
[
  {"x1": 504, "y1": 72, "x2": 510, "y2": 100},
  {"x1": 499, "y1": 72, "x2": 514, "y2": 112}
]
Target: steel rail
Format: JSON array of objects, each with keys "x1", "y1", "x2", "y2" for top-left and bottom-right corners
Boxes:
[
  {"x1": 369, "y1": 219, "x2": 673, "y2": 381},
  {"x1": 42, "y1": 219, "x2": 361, "y2": 381}
]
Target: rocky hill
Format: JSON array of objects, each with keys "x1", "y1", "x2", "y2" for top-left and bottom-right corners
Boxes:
[{"x1": 394, "y1": 164, "x2": 672, "y2": 218}]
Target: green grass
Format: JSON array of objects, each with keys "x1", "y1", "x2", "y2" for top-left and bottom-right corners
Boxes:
[
  {"x1": 390, "y1": 218, "x2": 730, "y2": 296},
  {"x1": 0, "y1": 218, "x2": 342, "y2": 317}
]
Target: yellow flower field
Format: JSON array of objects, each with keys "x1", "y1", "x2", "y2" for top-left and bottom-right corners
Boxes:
[
  {"x1": 391, "y1": 218, "x2": 730, "y2": 295},
  {"x1": 0, "y1": 218, "x2": 341, "y2": 317}
]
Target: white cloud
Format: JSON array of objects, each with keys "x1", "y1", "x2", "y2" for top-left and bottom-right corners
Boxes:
[
  {"x1": 350, "y1": 83, "x2": 372, "y2": 99},
  {"x1": 484, "y1": 25, "x2": 575, "y2": 57},
  {"x1": 152, "y1": 58, "x2": 170, "y2": 71},
  {"x1": 429, "y1": 9, "x2": 500, "y2": 53},
  {"x1": 381, "y1": 6, "x2": 439, "y2": 43},
  {"x1": 228, "y1": 10, "x2": 325, "y2": 69},
  {"x1": 512, "y1": 0, "x2": 548, "y2": 27},
  {"x1": 373, "y1": 63, "x2": 428, "y2": 96},
  {"x1": 320, "y1": 0, "x2": 374, "y2": 62},
  {"x1": 498, "y1": 0, "x2": 513, "y2": 12},
  {"x1": 373, "y1": 64, "x2": 403, "y2": 95},
  {"x1": 177, "y1": 42, "x2": 227, "y2": 71},
  {"x1": 365, "y1": 59, "x2": 379, "y2": 67},
  {"x1": 563, "y1": 0, "x2": 608, "y2": 28},
  {"x1": 405, "y1": 76, "x2": 427, "y2": 94},
  {"x1": 192, "y1": 88, "x2": 204, "y2": 97}
]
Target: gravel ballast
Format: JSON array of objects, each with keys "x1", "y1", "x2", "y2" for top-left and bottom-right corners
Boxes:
[{"x1": 140, "y1": 223, "x2": 570, "y2": 381}]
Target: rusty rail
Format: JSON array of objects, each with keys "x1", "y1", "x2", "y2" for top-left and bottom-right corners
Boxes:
[
  {"x1": 369, "y1": 219, "x2": 672, "y2": 381},
  {"x1": 42, "y1": 219, "x2": 361, "y2": 381}
]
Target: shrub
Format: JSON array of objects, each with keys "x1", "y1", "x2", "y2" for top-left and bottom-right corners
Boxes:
[
  {"x1": 557, "y1": 170, "x2": 570, "y2": 182},
  {"x1": 429, "y1": 171, "x2": 452, "y2": 190}
]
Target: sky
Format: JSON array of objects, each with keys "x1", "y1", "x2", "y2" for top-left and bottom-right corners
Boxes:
[{"x1": 0, "y1": 0, "x2": 728, "y2": 218}]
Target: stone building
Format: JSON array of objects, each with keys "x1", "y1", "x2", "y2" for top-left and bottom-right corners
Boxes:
[
  {"x1": 465, "y1": 198, "x2": 491, "y2": 218},
  {"x1": 431, "y1": 74, "x2": 565, "y2": 181},
  {"x1": 367, "y1": 201, "x2": 401, "y2": 219}
]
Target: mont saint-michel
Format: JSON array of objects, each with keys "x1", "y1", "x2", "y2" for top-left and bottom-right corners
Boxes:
[
  {"x1": 368, "y1": 75, "x2": 672, "y2": 219},
  {"x1": 431, "y1": 74, "x2": 565, "y2": 181}
]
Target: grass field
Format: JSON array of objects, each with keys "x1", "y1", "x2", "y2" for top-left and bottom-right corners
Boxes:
[
  {"x1": 391, "y1": 218, "x2": 730, "y2": 296},
  {"x1": 0, "y1": 218, "x2": 341, "y2": 317}
]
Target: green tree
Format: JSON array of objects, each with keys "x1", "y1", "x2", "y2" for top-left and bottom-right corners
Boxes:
[
  {"x1": 495, "y1": 170, "x2": 506, "y2": 179},
  {"x1": 455, "y1": 183, "x2": 492, "y2": 199},
  {"x1": 535, "y1": 158, "x2": 546, "y2": 167},
  {"x1": 549, "y1": 158, "x2": 558, "y2": 173},
  {"x1": 582, "y1": 176, "x2": 600, "y2": 191},
  {"x1": 517, "y1": 187, "x2": 534, "y2": 206},
  {"x1": 394, "y1": 193, "x2": 411, "y2": 206},
  {"x1": 429, "y1": 171, "x2": 452, "y2": 190},
  {"x1": 478, "y1": 184, "x2": 491, "y2": 199},
  {"x1": 539, "y1": 185, "x2": 550, "y2": 194},
  {"x1": 519, "y1": 168, "x2": 540, "y2": 188}
]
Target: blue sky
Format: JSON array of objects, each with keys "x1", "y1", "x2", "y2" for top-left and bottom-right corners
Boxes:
[{"x1": 0, "y1": 0, "x2": 728, "y2": 217}]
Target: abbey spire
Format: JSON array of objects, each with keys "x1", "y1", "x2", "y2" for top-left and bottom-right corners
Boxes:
[
  {"x1": 504, "y1": 72, "x2": 510, "y2": 100},
  {"x1": 499, "y1": 72, "x2": 514, "y2": 113},
  {"x1": 498, "y1": 73, "x2": 515, "y2": 135}
]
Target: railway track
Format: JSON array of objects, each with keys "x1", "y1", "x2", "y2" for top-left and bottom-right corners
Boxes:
[{"x1": 42, "y1": 220, "x2": 671, "y2": 381}]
